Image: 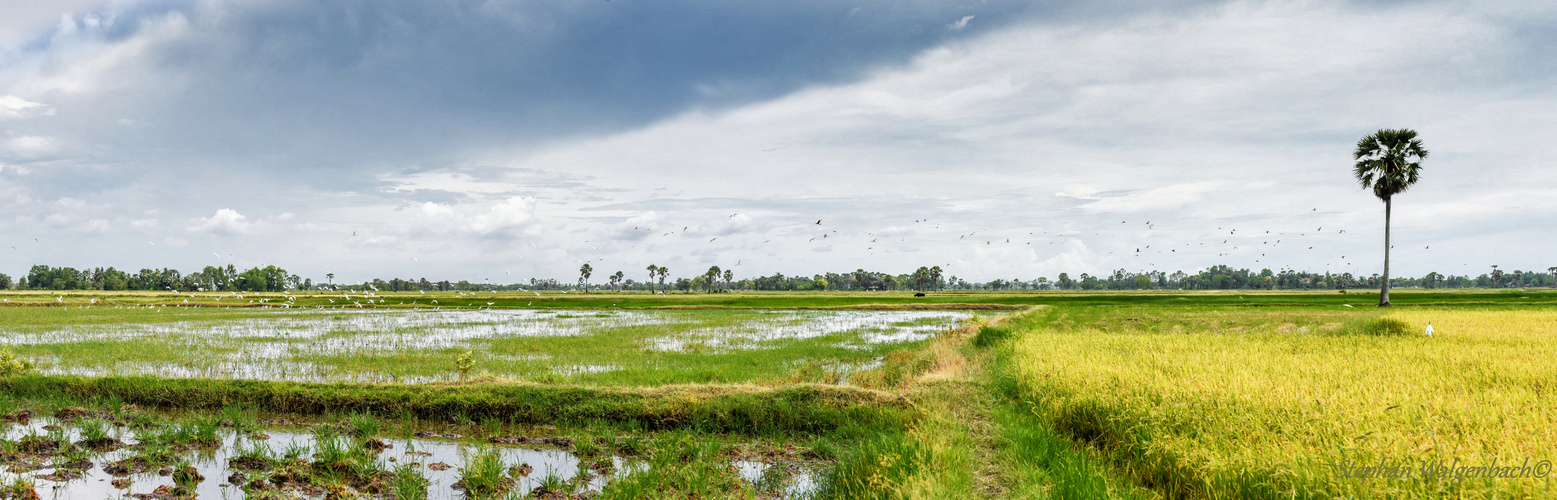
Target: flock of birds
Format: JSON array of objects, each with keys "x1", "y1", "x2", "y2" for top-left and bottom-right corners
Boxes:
[{"x1": 7, "y1": 205, "x2": 1464, "y2": 286}]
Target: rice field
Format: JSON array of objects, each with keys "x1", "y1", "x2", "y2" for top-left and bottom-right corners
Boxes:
[
  {"x1": 0, "y1": 406, "x2": 819, "y2": 499},
  {"x1": 996, "y1": 306, "x2": 1557, "y2": 498},
  {"x1": 0, "y1": 307, "x2": 970, "y2": 385}
]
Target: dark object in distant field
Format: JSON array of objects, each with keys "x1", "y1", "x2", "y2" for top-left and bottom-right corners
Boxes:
[{"x1": 914, "y1": 293, "x2": 926, "y2": 297}]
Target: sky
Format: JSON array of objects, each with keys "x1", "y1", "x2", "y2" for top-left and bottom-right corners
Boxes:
[{"x1": 1, "y1": 0, "x2": 1554, "y2": 285}]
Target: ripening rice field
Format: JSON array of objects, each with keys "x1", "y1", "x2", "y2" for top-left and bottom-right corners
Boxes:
[{"x1": 996, "y1": 306, "x2": 1557, "y2": 498}]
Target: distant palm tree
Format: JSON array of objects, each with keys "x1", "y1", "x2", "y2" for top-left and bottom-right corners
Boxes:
[
  {"x1": 579, "y1": 263, "x2": 593, "y2": 293},
  {"x1": 704, "y1": 266, "x2": 721, "y2": 293},
  {"x1": 722, "y1": 270, "x2": 733, "y2": 291},
  {"x1": 1353, "y1": 128, "x2": 1427, "y2": 307},
  {"x1": 646, "y1": 265, "x2": 659, "y2": 294}
]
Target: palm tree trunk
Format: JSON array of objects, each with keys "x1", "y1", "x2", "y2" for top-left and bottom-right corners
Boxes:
[{"x1": 1380, "y1": 196, "x2": 1392, "y2": 307}]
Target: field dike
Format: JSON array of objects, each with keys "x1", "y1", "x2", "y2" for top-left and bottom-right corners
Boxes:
[{"x1": 0, "y1": 375, "x2": 916, "y2": 436}]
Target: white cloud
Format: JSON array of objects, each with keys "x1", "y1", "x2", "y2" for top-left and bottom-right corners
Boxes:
[
  {"x1": 1071, "y1": 182, "x2": 1221, "y2": 214},
  {"x1": 408, "y1": 197, "x2": 540, "y2": 237},
  {"x1": 4, "y1": 136, "x2": 61, "y2": 157},
  {"x1": 189, "y1": 208, "x2": 251, "y2": 235},
  {"x1": 466, "y1": 196, "x2": 538, "y2": 235},
  {"x1": 0, "y1": 96, "x2": 49, "y2": 120},
  {"x1": 947, "y1": 15, "x2": 974, "y2": 31},
  {"x1": 383, "y1": 171, "x2": 519, "y2": 195},
  {"x1": 129, "y1": 218, "x2": 159, "y2": 230}
]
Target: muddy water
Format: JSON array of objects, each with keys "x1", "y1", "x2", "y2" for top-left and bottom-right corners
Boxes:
[{"x1": 1, "y1": 417, "x2": 816, "y2": 499}]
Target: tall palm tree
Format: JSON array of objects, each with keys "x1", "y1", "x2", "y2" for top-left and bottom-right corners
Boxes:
[
  {"x1": 578, "y1": 263, "x2": 593, "y2": 293},
  {"x1": 1353, "y1": 128, "x2": 1427, "y2": 307},
  {"x1": 704, "y1": 266, "x2": 721, "y2": 293},
  {"x1": 645, "y1": 265, "x2": 659, "y2": 294}
]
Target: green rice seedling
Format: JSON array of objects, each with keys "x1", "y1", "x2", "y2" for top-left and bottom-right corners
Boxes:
[
  {"x1": 281, "y1": 441, "x2": 310, "y2": 462},
  {"x1": 76, "y1": 418, "x2": 111, "y2": 443},
  {"x1": 615, "y1": 434, "x2": 646, "y2": 456},
  {"x1": 346, "y1": 411, "x2": 381, "y2": 440},
  {"x1": 390, "y1": 463, "x2": 430, "y2": 500},
  {"x1": 457, "y1": 446, "x2": 513, "y2": 497},
  {"x1": 311, "y1": 434, "x2": 353, "y2": 469},
  {"x1": 571, "y1": 431, "x2": 601, "y2": 459},
  {"x1": 171, "y1": 460, "x2": 204, "y2": 492},
  {"x1": 128, "y1": 410, "x2": 161, "y2": 429},
  {"x1": 753, "y1": 462, "x2": 793, "y2": 496},
  {"x1": 45, "y1": 425, "x2": 71, "y2": 447},
  {"x1": 481, "y1": 416, "x2": 502, "y2": 438},
  {"x1": 231, "y1": 439, "x2": 275, "y2": 470},
  {"x1": 221, "y1": 405, "x2": 259, "y2": 432},
  {"x1": 191, "y1": 414, "x2": 222, "y2": 446},
  {"x1": 133, "y1": 440, "x2": 179, "y2": 466},
  {"x1": 534, "y1": 472, "x2": 569, "y2": 498},
  {"x1": 311, "y1": 424, "x2": 341, "y2": 443},
  {"x1": 598, "y1": 431, "x2": 748, "y2": 499}
]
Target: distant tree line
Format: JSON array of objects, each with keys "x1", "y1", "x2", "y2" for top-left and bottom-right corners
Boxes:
[
  {"x1": 9, "y1": 265, "x2": 304, "y2": 292},
  {"x1": 967, "y1": 265, "x2": 1557, "y2": 291},
  {"x1": 4, "y1": 263, "x2": 1552, "y2": 293}
]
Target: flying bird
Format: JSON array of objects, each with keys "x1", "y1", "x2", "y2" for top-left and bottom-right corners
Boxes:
[{"x1": 816, "y1": 220, "x2": 822, "y2": 225}]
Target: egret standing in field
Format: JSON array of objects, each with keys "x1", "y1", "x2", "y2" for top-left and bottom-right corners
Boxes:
[{"x1": 1425, "y1": 322, "x2": 1434, "y2": 338}]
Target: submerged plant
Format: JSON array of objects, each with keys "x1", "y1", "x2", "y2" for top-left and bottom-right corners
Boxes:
[
  {"x1": 391, "y1": 463, "x2": 430, "y2": 500},
  {"x1": 76, "y1": 418, "x2": 111, "y2": 443},
  {"x1": 455, "y1": 447, "x2": 512, "y2": 497},
  {"x1": 347, "y1": 412, "x2": 381, "y2": 439}
]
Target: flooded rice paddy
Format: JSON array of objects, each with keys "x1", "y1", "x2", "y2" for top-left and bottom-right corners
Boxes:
[
  {"x1": 0, "y1": 409, "x2": 817, "y2": 499},
  {"x1": 1, "y1": 308, "x2": 971, "y2": 385}
]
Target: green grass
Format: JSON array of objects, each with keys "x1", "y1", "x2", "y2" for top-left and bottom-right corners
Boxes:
[{"x1": 0, "y1": 375, "x2": 916, "y2": 436}]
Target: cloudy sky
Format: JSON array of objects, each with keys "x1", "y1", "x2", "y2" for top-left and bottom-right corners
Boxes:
[{"x1": 1, "y1": 0, "x2": 1553, "y2": 284}]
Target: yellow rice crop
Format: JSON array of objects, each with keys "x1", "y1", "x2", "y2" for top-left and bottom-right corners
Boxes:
[{"x1": 1006, "y1": 308, "x2": 1557, "y2": 498}]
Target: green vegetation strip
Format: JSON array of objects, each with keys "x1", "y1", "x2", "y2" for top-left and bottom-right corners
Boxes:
[{"x1": 0, "y1": 375, "x2": 917, "y2": 436}]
